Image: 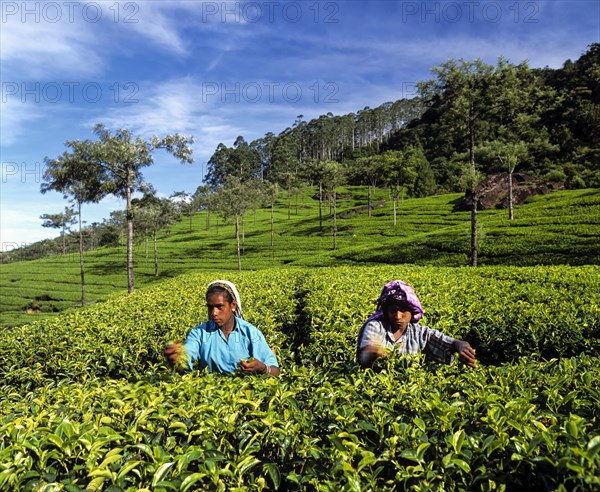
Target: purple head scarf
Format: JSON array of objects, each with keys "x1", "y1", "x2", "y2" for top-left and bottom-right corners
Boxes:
[{"x1": 367, "y1": 280, "x2": 423, "y2": 323}]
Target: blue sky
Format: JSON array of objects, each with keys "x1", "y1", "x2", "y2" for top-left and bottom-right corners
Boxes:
[{"x1": 1, "y1": 0, "x2": 599, "y2": 249}]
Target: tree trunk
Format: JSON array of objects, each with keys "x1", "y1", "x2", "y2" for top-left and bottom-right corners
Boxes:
[
  {"x1": 153, "y1": 228, "x2": 158, "y2": 276},
  {"x1": 270, "y1": 202, "x2": 274, "y2": 248},
  {"x1": 206, "y1": 206, "x2": 210, "y2": 231},
  {"x1": 242, "y1": 214, "x2": 245, "y2": 255},
  {"x1": 471, "y1": 197, "x2": 478, "y2": 267},
  {"x1": 469, "y1": 102, "x2": 478, "y2": 267},
  {"x1": 236, "y1": 214, "x2": 241, "y2": 271},
  {"x1": 508, "y1": 169, "x2": 514, "y2": 221},
  {"x1": 319, "y1": 181, "x2": 323, "y2": 232},
  {"x1": 77, "y1": 201, "x2": 85, "y2": 306},
  {"x1": 126, "y1": 169, "x2": 135, "y2": 293},
  {"x1": 393, "y1": 196, "x2": 397, "y2": 227},
  {"x1": 368, "y1": 185, "x2": 372, "y2": 218},
  {"x1": 332, "y1": 188, "x2": 337, "y2": 250}
]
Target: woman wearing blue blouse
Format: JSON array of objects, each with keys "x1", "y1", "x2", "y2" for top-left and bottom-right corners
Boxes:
[{"x1": 165, "y1": 280, "x2": 280, "y2": 376}]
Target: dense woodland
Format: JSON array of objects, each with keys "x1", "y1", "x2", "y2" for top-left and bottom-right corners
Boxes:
[
  {"x1": 3, "y1": 44, "x2": 598, "y2": 264},
  {"x1": 205, "y1": 44, "x2": 599, "y2": 190}
]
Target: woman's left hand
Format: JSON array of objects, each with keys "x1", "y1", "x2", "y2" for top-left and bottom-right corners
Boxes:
[
  {"x1": 454, "y1": 340, "x2": 477, "y2": 368},
  {"x1": 240, "y1": 358, "x2": 267, "y2": 374}
]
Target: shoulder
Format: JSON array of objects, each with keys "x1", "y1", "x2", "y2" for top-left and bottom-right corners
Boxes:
[
  {"x1": 409, "y1": 322, "x2": 455, "y2": 342},
  {"x1": 366, "y1": 318, "x2": 384, "y2": 329},
  {"x1": 191, "y1": 320, "x2": 212, "y2": 330},
  {"x1": 406, "y1": 322, "x2": 435, "y2": 337},
  {"x1": 189, "y1": 321, "x2": 217, "y2": 336},
  {"x1": 359, "y1": 318, "x2": 385, "y2": 338},
  {"x1": 236, "y1": 317, "x2": 262, "y2": 334}
]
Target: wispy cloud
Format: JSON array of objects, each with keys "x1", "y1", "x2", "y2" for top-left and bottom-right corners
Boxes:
[
  {"x1": 119, "y1": 1, "x2": 192, "y2": 56},
  {"x1": 0, "y1": 98, "x2": 45, "y2": 146},
  {"x1": 0, "y1": 14, "x2": 102, "y2": 79}
]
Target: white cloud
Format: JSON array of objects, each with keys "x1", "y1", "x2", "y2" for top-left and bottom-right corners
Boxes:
[
  {"x1": 0, "y1": 190, "x2": 126, "y2": 247},
  {"x1": 119, "y1": 1, "x2": 191, "y2": 55},
  {"x1": 88, "y1": 78, "x2": 245, "y2": 158},
  {"x1": 0, "y1": 11, "x2": 102, "y2": 79},
  {"x1": 0, "y1": 97, "x2": 45, "y2": 146}
]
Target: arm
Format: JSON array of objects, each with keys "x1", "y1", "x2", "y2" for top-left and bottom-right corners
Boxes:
[
  {"x1": 240, "y1": 358, "x2": 281, "y2": 377},
  {"x1": 419, "y1": 325, "x2": 476, "y2": 367},
  {"x1": 357, "y1": 343, "x2": 387, "y2": 368},
  {"x1": 452, "y1": 339, "x2": 477, "y2": 368},
  {"x1": 240, "y1": 322, "x2": 281, "y2": 376},
  {"x1": 164, "y1": 341, "x2": 188, "y2": 374},
  {"x1": 164, "y1": 326, "x2": 204, "y2": 374},
  {"x1": 356, "y1": 320, "x2": 388, "y2": 368}
]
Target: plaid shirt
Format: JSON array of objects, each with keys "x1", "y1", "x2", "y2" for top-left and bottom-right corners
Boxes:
[{"x1": 357, "y1": 320, "x2": 457, "y2": 367}]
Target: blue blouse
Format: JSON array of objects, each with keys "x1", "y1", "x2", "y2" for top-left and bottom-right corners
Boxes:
[{"x1": 183, "y1": 316, "x2": 278, "y2": 374}]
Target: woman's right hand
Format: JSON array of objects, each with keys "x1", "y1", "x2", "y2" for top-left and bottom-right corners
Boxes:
[
  {"x1": 164, "y1": 341, "x2": 187, "y2": 371},
  {"x1": 365, "y1": 342, "x2": 388, "y2": 358}
]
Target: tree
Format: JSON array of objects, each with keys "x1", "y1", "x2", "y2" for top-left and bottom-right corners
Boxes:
[
  {"x1": 301, "y1": 159, "x2": 328, "y2": 230},
  {"x1": 171, "y1": 191, "x2": 200, "y2": 232},
  {"x1": 419, "y1": 58, "x2": 498, "y2": 266},
  {"x1": 252, "y1": 132, "x2": 275, "y2": 181},
  {"x1": 42, "y1": 139, "x2": 105, "y2": 305},
  {"x1": 40, "y1": 206, "x2": 77, "y2": 255},
  {"x1": 350, "y1": 154, "x2": 386, "y2": 217},
  {"x1": 193, "y1": 184, "x2": 213, "y2": 231},
  {"x1": 213, "y1": 176, "x2": 259, "y2": 271},
  {"x1": 321, "y1": 160, "x2": 346, "y2": 250},
  {"x1": 261, "y1": 181, "x2": 280, "y2": 250},
  {"x1": 382, "y1": 149, "x2": 418, "y2": 227},
  {"x1": 205, "y1": 143, "x2": 231, "y2": 187},
  {"x1": 133, "y1": 194, "x2": 178, "y2": 276},
  {"x1": 477, "y1": 140, "x2": 528, "y2": 220},
  {"x1": 414, "y1": 159, "x2": 437, "y2": 198},
  {"x1": 205, "y1": 136, "x2": 261, "y2": 187},
  {"x1": 91, "y1": 124, "x2": 193, "y2": 292}
]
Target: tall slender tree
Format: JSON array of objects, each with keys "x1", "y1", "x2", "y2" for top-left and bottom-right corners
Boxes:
[
  {"x1": 41, "y1": 140, "x2": 105, "y2": 305},
  {"x1": 213, "y1": 176, "x2": 259, "y2": 271},
  {"x1": 133, "y1": 194, "x2": 178, "y2": 276},
  {"x1": 40, "y1": 206, "x2": 77, "y2": 255},
  {"x1": 193, "y1": 184, "x2": 213, "y2": 231},
  {"x1": 91, "y1": 124, "x2": 193, "y2": 292},
  {"x1": 322, "y1": 161, "x2": 346, "y2": 250},
  {"x1": 419, "y1": 58, "x2": 497, "y2": 266},
  {"x1": 383, "y1": 149, "x2": 418, "y2": 226}
]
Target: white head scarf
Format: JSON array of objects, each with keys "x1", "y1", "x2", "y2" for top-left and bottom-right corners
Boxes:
[{"x1": 206, "y1": 280, "x2": 243, "y2": 319}]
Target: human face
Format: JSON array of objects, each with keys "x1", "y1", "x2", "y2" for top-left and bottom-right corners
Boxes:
[
  {"x1": 206, "y1": 292, "x2": 237, "y2": 331},
  {"x1": 383, "y1": 300, "x2": 413, "y2": 333}
]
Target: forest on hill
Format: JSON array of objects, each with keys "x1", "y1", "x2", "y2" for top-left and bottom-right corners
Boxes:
[{"x1": 204, "y1": 43, "x2": 599, "y2": 191}]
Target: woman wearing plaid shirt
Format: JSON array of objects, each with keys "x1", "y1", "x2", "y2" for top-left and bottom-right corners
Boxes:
[{"x1": 356, "y1": 280, "x2": 477, "y2": 369}]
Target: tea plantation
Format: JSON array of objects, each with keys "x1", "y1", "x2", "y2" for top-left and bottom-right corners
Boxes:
[
  {"x1": 1, "y1": 187, "x2": 599, "y2": 329},
  {"x1": 1, "y1": 266, "x2": 599, "y2": 491}
]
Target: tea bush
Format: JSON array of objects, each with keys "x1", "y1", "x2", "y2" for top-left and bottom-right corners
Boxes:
[{"x1": 1, "y1": 265, "x2": 599, "y2": 490}]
